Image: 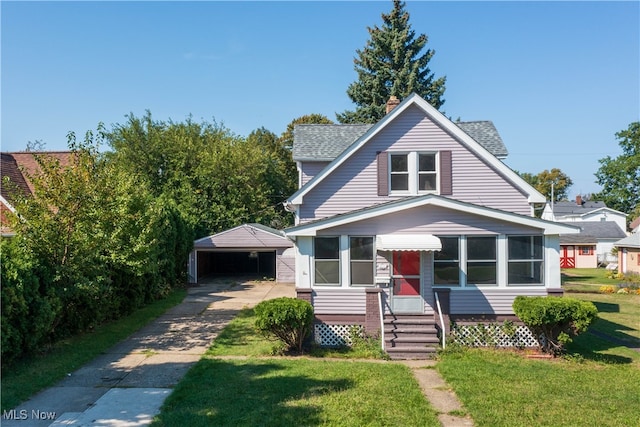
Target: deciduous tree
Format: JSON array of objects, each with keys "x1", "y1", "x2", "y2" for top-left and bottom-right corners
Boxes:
[{"x1": 595, "y1": 122, "x2": 640, "y2": 214}]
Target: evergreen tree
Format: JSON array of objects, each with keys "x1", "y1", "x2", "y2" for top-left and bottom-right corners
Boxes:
[{"x1": 337, "y1": 0, "x2": 446, "y2": 123}]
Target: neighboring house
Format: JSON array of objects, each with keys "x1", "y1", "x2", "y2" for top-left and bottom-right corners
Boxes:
[
  {"x1": 559, "y1": 221, "x2": 627, "y2": 266},
  {"x1": 283, "y1": 93, "x2": 579, "y2": 358},
  {"x1": 1, "y1": 151, "x2": 73, "y2": 236},
  {"x1": 188, "y1": 224, "x2": 295, "y2": 284},
  {"x1": 542, "y1": 197, "x2": 627, "y2": 234},
  {"x1": 614, "y1": 233, "x2": 640, "y2": 275},
  {"x1": 559, "y1": 235, "x2": 598, "y2": 269},
  {"x1": 630, "y1": 217, "x2": 640, "y2": 234}
]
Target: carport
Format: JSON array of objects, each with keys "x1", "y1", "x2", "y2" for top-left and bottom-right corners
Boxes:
[{"x1": 188, "y1": 223, "x2": 295, "y2": 284}]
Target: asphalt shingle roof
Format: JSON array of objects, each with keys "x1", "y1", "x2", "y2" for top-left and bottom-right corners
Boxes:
[
  {"x1": 614, "y1": 233, "x2": 640, "y2": 248},
  {"x1": 292, "y1": 121, "x2": 508, "y2": 161},
  {"x1": 551, "y1": 201, "x2": 609, "y2": 216},
  {"x1": 561, "y1": 221, "x2": 627, "y2": 240}
]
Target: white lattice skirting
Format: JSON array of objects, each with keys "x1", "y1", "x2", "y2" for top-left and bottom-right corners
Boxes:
[
  {"x1": 314, "y1": 324, "x2": 362, "y2": 347},
  {"x1": 451, "y1": 324, "x2": 539, "y2": 348}
]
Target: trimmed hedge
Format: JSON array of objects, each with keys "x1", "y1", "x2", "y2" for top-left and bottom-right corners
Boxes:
[
  {"x1": 513, "y1": 296, "x2": 598, "y2": 355},
  {"x1": 254, "y1": 297, "x2": 314, "y2": 354}
]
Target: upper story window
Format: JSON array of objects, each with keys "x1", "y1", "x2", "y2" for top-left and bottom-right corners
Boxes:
[{"x1": 389, "y1": 152, "x2": 438, "y2": 194}]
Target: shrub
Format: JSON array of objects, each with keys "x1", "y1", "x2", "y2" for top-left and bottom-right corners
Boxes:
[
  {"x1": 513, "y1": 296, "x2": 598, "y2": 356},
  {"x1": 254, "y1": 297, "x2": 313, "y2": 354}
]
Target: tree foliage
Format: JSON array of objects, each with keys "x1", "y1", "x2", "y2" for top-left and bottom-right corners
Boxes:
[
  {"x1": 518, "y1": 168, "x2": 573, "y2": 202},
  {"x1": 595, "y1": 122, "x2": 640, "y2": 214},
  {"x1": 337, "y1": 0, "x2": 446, "y2": 123},
  {"x1": 107, "y1": 113, "x2": 294, "y2": 237},
  {"x1": 2, "y1": 128, "x2": 192, "y2": 363}
]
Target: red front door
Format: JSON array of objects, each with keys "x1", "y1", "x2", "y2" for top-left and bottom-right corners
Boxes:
[{"x1": 391, "y1": 251, "x2": 422, "y2": 312}]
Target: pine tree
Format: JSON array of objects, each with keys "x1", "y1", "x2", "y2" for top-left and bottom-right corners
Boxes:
[{"x1": 337, "y1": 0, "x2": 446, "y2": 124}]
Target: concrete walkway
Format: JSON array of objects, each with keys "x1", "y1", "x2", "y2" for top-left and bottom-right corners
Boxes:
[
  {"x1": 3, "y1": 279, "x2": 473, "y2": 427},
  {"x1": 3, "y1": 280, "x2": 294, "y2": 427}
]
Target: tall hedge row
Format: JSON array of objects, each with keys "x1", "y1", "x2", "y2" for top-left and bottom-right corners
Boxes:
[{"x1": 1, "y1": 141, "x2": 193, "y2": 365}]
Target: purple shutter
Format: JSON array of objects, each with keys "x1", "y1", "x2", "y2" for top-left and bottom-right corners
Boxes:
[
  {"x1": 377, "y1": 151, "x2": 389, "y2": 196},
  {"x1": 440, "y1": 151, "x2": 452, "y2": 195}
]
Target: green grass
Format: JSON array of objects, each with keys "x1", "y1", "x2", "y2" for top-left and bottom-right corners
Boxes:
[
  {"x1": 1, "y1": 288, "x2": 187, "y2": 411},
  {"x1": 153, "y1": 358, "x2": 439, "y2": 427},
  {"x1": 562, "y1": 267, "x2": 621, "y2": 291},
  {"x1": 437, "y1": 348, "x2": 640, "y2": 427}
]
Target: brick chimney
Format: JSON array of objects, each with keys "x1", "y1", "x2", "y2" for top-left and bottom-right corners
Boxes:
[
  {"x1": 386, "y1": 96, "x2": 400, "y2": 114},
  {"x1": 576, "y1": 195, "x2": 583, "y2": 206}
]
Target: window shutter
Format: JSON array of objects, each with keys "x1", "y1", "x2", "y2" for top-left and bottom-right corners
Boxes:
[
  {"x1": 440, "y1": 151, "x2": 452, "y2": 195},
  {"x1": 377, "y1": 151, "x2": 389, "y2": 196}
]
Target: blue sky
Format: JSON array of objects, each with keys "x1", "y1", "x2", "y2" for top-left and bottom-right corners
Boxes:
[{"x1": 2, "y1": 1, "x2": 639, "y2": 198}]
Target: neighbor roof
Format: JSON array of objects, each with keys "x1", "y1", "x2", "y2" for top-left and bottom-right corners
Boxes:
[
  {"x1": 292, "y1": 120, "x2": 508, "y2": 162},
  {"x1": 614, "y1": 233, "x2": 640, "y2": 249},
  {"x1": 566, "y1": 221, "x2": 627, "y2": 240},
  {"x1": 551, "y1": 201, "x2": 609, "y2": 216}
]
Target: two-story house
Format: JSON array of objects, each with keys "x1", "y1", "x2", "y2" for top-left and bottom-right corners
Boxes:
[{"x1": 283, "y1": 94, "x2": 578, "y2": 358}]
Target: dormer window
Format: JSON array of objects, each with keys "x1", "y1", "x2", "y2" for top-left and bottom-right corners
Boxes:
[{"x1": 389, "y1": 152, "x2": 438, "y2": 194}]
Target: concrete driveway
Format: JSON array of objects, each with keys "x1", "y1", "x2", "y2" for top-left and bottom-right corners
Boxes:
[{"x1": 2, "y1": 280, "x2": 294, "y2": 427}]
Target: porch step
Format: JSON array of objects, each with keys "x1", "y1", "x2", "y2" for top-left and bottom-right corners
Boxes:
[{"x1": 383, "y1": 314, "x2": 441, "y2": 360}]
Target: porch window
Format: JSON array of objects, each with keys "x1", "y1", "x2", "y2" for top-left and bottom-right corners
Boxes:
[
  {"x1": 350, "y1": 236, "x2": 374, "y2": 286},
  {"x1": 314, "y1": 237, "x2": 340, "y2": 285},
  {"x1": 467, "y1": 236, "x2": 497, "y2": 285},
  {"x1": 508, "y1": 235, "x2": 544, "y2": 285},
  {"x1": 434, "y1": 237, "x2": 460, "y2": 285}
]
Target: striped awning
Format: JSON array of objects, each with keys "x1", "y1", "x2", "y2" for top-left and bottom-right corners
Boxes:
[{"x1": 375, "y1": 234, "x2": 442, "y2": 252}]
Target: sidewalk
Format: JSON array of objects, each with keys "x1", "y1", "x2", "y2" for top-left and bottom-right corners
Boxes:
[{"x1": 2, "y1": 280, "x2": 294, "y2": 427}]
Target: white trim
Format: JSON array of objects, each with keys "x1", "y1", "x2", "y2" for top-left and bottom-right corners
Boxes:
[
  {"x1": 287, "y1": 93, "x2": 546, "y2": 205},
  {"x1": 376, "y1": 234, "x2": 441, "y2": 251},
  {"x1": 285, "y1": 194, "x2": 580, "y2": 237},
  {"x1": 0, "y1": 196, "x2": 17, "y2": 214}
]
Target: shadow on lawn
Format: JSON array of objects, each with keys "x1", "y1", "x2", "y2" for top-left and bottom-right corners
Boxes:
[
  {"x1": 569, "y1": 319, "x2": 638, "y2": 365},
  {"x1": 156, "y1": 359, "x2": 354, "y2": 426}
]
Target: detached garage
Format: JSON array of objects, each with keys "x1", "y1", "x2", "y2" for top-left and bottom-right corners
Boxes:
[{"x1": 188, "y1": 223, "x2": 295, "y2": 284}]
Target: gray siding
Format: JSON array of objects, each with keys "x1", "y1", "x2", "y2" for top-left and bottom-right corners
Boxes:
[
  {"x1": 317, "y1": 205, "x2": 539, "y2": 236},
  {"x1": 301, "y1": 162, "x2": 329, "y2": 187},
  {"x1": 276, "y1": 247, "x2": 295, "y2": 284},
  {"x1": 312, "y1": 289, "x2": 367, "y2": 314},
  {"x1": 450, "y1": 288, "x2": 548, "y2": 315},
  {"x1": 299, "y1": 105, "x2": 530, "y2": 221}
]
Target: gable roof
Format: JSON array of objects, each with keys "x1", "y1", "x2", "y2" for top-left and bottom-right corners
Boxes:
[
  {"x1": 193, "y1": 223, "x2": 293, "y2": 249},
  {"x1": 614, "y1": 233, "x2": 640, "y2": 249},
  {"x1": 566, "y1": 221, "x2": 627, "y2": 240},
  {"x1": 285, "y1": 194, "x2": 578, "y2": 237},
  {"x1": 1, "y1": 153, "x2": 31, "y2": 205},
  {"x1": 287, "y1": 93, "x2": 545, "y2": 205},
  {"x1": 292, "y1": 121, "x2": 508, "y2": 162},
  {"x1": 1, "y1": 151, "x2": 74, "y2": 199},
  {"x1": 550, "y1": 201, "x2": 626, "y2": 219}
]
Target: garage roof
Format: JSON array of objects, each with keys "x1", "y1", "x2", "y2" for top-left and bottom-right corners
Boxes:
[{"x1": 194, "y1": 223, "x2": 293, "y2": 249}]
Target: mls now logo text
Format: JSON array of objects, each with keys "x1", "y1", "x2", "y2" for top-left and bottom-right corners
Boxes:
[{"x1": 3, "y1": 409, "x2": 57, "y2": 421}]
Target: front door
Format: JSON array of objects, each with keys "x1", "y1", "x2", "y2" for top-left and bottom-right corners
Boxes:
[{"x1": 391, "y1": 251, "x2": 423, "y2": 313}]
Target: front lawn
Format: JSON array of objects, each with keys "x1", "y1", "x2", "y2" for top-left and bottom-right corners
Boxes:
[
  {"x1": 437, "y1": 348, "x2": 640, "y2": 427},
  {"x1": 154, "y1": 358, "x2": 439, "y2": 427}
]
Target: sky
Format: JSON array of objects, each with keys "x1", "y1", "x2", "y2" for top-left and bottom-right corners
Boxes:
[{"x1": 2, "y1": 1, "x2": 639, "y2": 198}]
